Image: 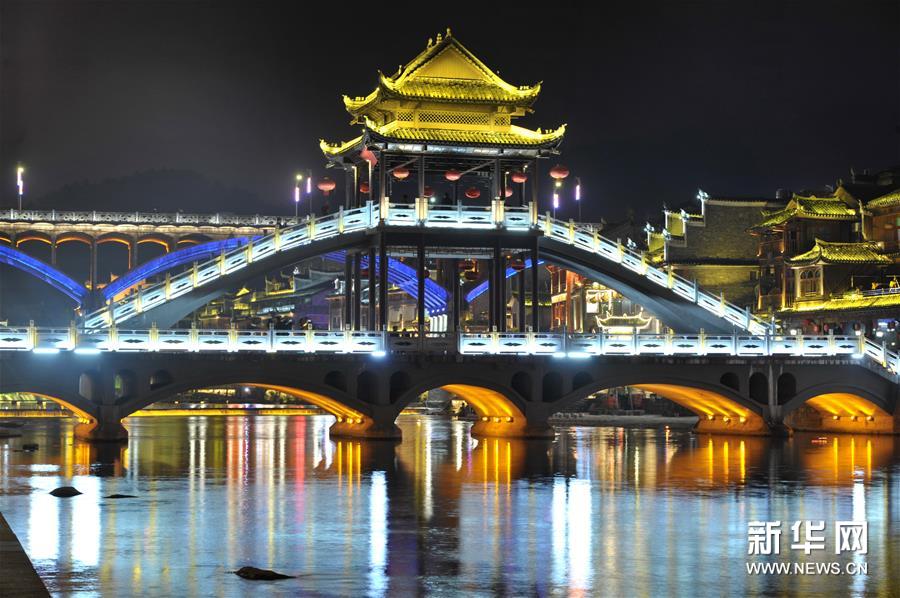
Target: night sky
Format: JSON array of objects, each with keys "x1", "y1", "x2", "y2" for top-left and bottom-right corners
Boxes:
[{"x1": 1, "y1": 0, "x2": 898, "y2": 222}]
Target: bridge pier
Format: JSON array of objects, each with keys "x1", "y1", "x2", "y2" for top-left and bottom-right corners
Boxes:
[
  {"x1": 329, "y1": 406, "x2": 402, "y2": 440},
  {"x1": 74, "y1": 406, "x2": 128, "y2": 443}
]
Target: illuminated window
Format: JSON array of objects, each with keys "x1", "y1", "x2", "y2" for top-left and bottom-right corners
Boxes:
[{"x1": 798, "y1": 268, "x2": 821, "y2": 297}]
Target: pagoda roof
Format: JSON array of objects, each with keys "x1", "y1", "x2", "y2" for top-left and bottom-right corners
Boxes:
[
  {"x1": 342, "y1": 30, "x2": 541, "y2": 115},
  {"x1": 867, "y1": 188, "x2": 900, "y2": 210},
  {"x1": 752, "y1": 194, "x2": 858, "y2": 229},
  {"x1": 320, "y1": 122, "x2": 565, "y2": 157},
  {"x1": 787, "y1": 239, "x2": 894, "y2": 266}
]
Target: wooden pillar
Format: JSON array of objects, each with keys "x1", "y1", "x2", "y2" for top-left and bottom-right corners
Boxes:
[
  {"x1": 378, "y1": 235, "x2": 388, "y2": 330},
  {"x1": 518, "y1": 258, "x2": 526, "y2": 332},
  {"x1": 493, "y1": 158, "x2": 501, "y2": 201},
  {"x1": 497, "y1": 243, "x2": 506, "y2": 332},
  {"x1": 488, "y1": 257, "x2": 495, "y2": 331},
  {"x1": 378, "y1": 152, "x2": 388, "y2": 203},
  {"x1": 451, "y1": 258, "x2": 461, "y2": 332},
  {"x1": 418, "y1": 155, "x2": 425, "y2": 201},
  {"x1": 416, "y1": 238, "x2": 426, "y2": 337},
  {"x1": 530, "y1": 237, "x2": 539, "y2": 332},
  {"x1": 531, "y1": 158, "x2": 539, "y2": 210},
  {"x1": 353, "y1": 253, "x2": 362, "y2": 331},
  {"x1": 343, "y1": 252, "x2": 352, "y2": 329},
  {"x1": 344, "y1": 168, "x2": 352, "y2": 210},
  {"x1": 367, "y1": 246, "x2": 377, "y2": 330},
  {"x1": 89, "y1": 240, "x2": 98, "y2": 292}
]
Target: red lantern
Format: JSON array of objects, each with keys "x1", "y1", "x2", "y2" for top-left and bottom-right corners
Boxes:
[
  {"x1": 445, "y1": 169, "x2": 462, "y2": 182},
  {"x1": 511, "y1": 171, "x2": 528, "y2": 184},
  {"x1": 423, "y1": 185, "x2": 434, "y2": 197},
  {"x1": 359, "y1": 181, "x2": 370, "y2": 194},
  {"x1": 510, "y1": 258, "x2": 526, "y2": 271},
  {"x1": 465, "y1": 187, "x2": 481, "y2": 199},
  {"x1": 549, "y1": 164, "x2": 570, "y2": 180},
  {"x1": 463, "y1": 270, "x2": 479, "y2": 282},
  {"x1": 360, "y1": 147, "x2": 378, "y2": 166},
  {"x1": 392, "y1": 166, "x2": 410, "y2": 180},
  {"x1": 317, "y1": 177, "x2": 336, "y2": 195},
  {"x1": 504, "y1": 187, "x2": 514, "y2": 198}
]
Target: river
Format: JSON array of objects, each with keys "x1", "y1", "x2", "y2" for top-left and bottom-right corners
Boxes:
[{"x1": 1, "y1": 415, "x2": 898, "y2": 596}]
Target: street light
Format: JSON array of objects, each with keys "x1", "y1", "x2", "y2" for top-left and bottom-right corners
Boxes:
[
  {"x1": 575, "y1": 177, "x2": 581, "y2": 222},
  {"x1": 294, "y1": 173, "x2": 303, "y2": 219},
  {"x1": 16, "y1": 165, "x2": 24, "y2": 211}
]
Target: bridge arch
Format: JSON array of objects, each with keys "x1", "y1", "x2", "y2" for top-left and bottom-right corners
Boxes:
[
  {"x1": 782, "y1": 383, "x2": 895, "y2": 433},
  {"x1": 0, "y1": 244, "x2": 88, "y2": 303},
  {"x1": 390, "y1": 373, "x2": 544, "y2": 438},
  {"x1": 55, "y1": 232, "x2": 94, "y2": 246},
  {"x1": 14, "y1": 231, "x2": 53, "y2": 247},
  {"x1": 552, "y1": 374, "x2": 770, "y2": 435},
  {"x1": 114, "y1": 368, "x2": 381, "y2": 438},
  {"x1": 137, "y1": 235, "x2": 173, "y2": 252}
]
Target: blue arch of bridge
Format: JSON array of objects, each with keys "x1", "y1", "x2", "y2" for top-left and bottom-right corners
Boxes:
[{"x1": 0, "y1": 244, "x2": 88, "y2": 304}]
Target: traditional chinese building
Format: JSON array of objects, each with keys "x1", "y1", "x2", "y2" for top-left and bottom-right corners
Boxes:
[
  {"x1": 748, "y1": 166, "x2": 900, "y2": 340},
  {"x1": 646, "y1": 190, "x2": 785, "y2": 309},
  {"x1": 320, "y1": 28, "x2": 566, "y2": 209}
]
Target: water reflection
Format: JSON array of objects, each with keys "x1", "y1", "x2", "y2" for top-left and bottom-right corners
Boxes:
[{"x1": 1, "y1": 416, "x2": 900, "y2": 595}]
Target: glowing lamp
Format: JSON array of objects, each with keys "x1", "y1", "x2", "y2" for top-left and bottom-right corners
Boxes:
[
  {"x1": 832, "y1": 415, "x2": 839, "y2": 420},
  {"x1": 553, "y1": 192, "x2": 559, "y2": 210},
  {"x1": 423, "y1": 185, "x2": 434, "y2": 197},
  {"x1": 549, "y1": 164, "x2": 570, "y2": 180},
  {"x1": 465, "y1": 187, "x2": 481, "y2": 199},
  {"x1": 511, "y1": 171, "x2": 527, "y2": 184},
  {"x1": 392, "y1": 166, "x2": 410, "y2": 180},
  {"x1": 505, "y1": 417, "x2": 513, "y2": 423},
  {"x1": 359, "y1": 181, "x2": 370, "y2": 194},
  {"x1": 504, "y1": 187, "x2": 514, "y2": 198},
  {"x1": 317, "y1": 177, "x2": 336, "y2": 195},
  {"x1": 444, "y1": 169, "x2": 462, "y2": 182}
]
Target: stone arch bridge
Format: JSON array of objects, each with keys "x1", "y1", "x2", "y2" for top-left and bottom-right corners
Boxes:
[{"x1": 1, "y1": 349, "x2": 896, "y2": 442}]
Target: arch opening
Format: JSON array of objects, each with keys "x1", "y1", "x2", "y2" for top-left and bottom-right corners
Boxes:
[
  {"x1": 438, "y1": 384, "x2": 542, "y2": 438},
  {"x1": 633, "y1": 384, "x2": 769, "y2": 435},
  {"x1": 786, "y1": 393, "x2": 894, "y2": 434}
]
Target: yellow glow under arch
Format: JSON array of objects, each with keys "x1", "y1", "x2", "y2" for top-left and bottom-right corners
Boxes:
[
  {"x1": 805, "y1": 393, "x2": 888, "y2": 418},
  {"x1": 249, "y1": 383, "x2": 365, "y2": 422},
  {"x1": 25, "y1": 393, "x2": 94, "y2": 425}
]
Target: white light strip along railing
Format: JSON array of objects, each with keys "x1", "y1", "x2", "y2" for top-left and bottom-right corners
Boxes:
[
  {"x1": 2, "y1": 327, "x2": 898, "y2": 378},
  {"x1": 82, "y1": 201, "x2": 766, "y2": 333},
  {"x1": 0, "y1": 208, "x2": 293, "y2": 227}
]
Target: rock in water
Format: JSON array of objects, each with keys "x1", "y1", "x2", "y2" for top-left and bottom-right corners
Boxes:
[
  {"x1": 105, "y1": 494, "x2": 138, "y2": 499},
  {"x1": 234, "y1": 566, "x2": 295, "y2": 580},
  {"x1": 50, "y1": 486, "x2": 82, "y2": 497}
]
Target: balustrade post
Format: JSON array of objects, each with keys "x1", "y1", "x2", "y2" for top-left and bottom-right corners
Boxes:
[
  {"x1": 149, "y1": 323, "x2": 159, "y2": 352},
  {"x1": 528, "y1": 201, "x2": 538, "y2": 227},
  {"x1": 698, "y1": 328, "x2": 706, "y2": 356},
  {"x1": 68, "y1": 321, "x2": 77, "y2": 349},
  {"x1": 828, "y1": 330, "x2": 835, "y2": 356},
  {"x1": 228, "y1": 324, "x2": 238, "y2": 353},
  {"x1": 857, "y1": 332, "x2": 866, "y2": 356},
  {"x1": 338, "y1": 206, "x2": 345, "y2": 233}
]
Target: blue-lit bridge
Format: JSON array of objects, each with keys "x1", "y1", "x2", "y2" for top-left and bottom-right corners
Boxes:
[{"x1": 1, "y1": 200, "x2": 898, "y2": 442}]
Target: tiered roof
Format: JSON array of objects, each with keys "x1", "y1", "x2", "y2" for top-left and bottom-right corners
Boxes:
[
  {"x1": 867, "y1": 189, "x2": 900, "y2": 210},
  {"x1": 753, "y1": 194, "x2": 858, "y2": 229},
  {"x1": 787, "y1": 239, "x2": 894, "y2": 266},
  {"x1": 321, "y1": 30, "x2": 565, "y2": 158},
  {"x1": 782, "y1": 290, "x2": 900, "y2": 314}
]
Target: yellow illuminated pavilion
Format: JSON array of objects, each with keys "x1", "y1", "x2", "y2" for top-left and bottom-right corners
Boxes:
[{"x1": 320, "y1": 29, "x2": 566, "y2": 207}]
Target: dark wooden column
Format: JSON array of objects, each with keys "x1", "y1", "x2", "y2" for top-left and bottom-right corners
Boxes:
[
  {"x1": 416, "y1": 238, "x2": 426, "y2": 337},
  {"x1": 497, "y1": 244, "x2": 506, "y2": 332},
  {"x1": 451, "y1": 259, "x2": 460, "y2": 332},
  {"x1": 343, "y1": 252, "x2": 353, "y2": 329},
  {"x1": 518, "y1": 258, "x2": 526, "y2": 331},
  {"x1": 418, "y1": 155, "x2": 425, "y2": 200},
  {"x1": 367, "y1": 246, "x2": 377, "y2": 330},
  {"x1": 344, "y1": 168, "x2": 353, "y2": 210},
  {"x1": 531, "y1": 158, "x2": 539, "y2": 209},
  {"x1": 378, "y1": 236, "x2": 388, "y2": 330},
  {"x1": 353, "y1": 253, "x2": 362, "y2": 330},
  {"x1": 530, "y1": 237, "x2": 539, "y2": 332},
  {"x1": 378, "y1": 152, "x2": 388, "y2": 202},
  {"x1": 487, "y1": 257, "x2": 495, "y2": 331}
]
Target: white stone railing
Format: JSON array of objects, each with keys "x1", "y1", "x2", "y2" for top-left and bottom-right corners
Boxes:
[
  {"x1": 78, "y1": 199, "x2": 770, "y2": 333},
  {"x1": 2, "y1": 326, "x2": 897, "y2": 377},
  {"x1": 0, "y1": 208, "x2": 290, "y2": 227}
]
